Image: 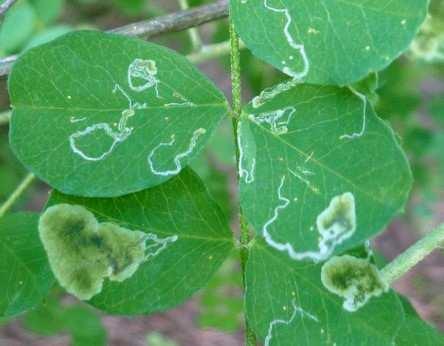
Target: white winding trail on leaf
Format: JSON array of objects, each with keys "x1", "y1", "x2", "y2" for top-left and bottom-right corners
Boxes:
[
  {"x1": 264, "y1": 299, "x2": 318, "y2": 346},
  {"x1": 69, "y1": 123, "x2": 133, "y2": 161},
  {"x1": 252, "y1": 79, "x2": 300, "y2": 109},
  {"x1": 260, "y1": 0, "x2": 310, "y2": 79},
  {"x1": 69, "y1": 58, "x2": 157, "y2": 162},
  {"x1": 127, "y1": 58, "x2": 160, "y2": 97},
  {"x1": 250, "y1": 106, "x2": 295, "y2": 135},
  {"x1": 262, "y1": 176, "x2": 357, "y2": 262},
  {"x1": 69, "y1": 84, "x2": 147, "y2": 162},
  {"x1": 339, "y1": 88, "x2": 368, "y2": 140},
  {"x1": 69, "y1": 58, "x2": 193, "y2": 162},
  {"x1": 147, "y1": 128, "x2": 207, "y2": 176},
  {"x1": 144, "y1": 233, "x2": 178, "y2": 260},
  {"x1": 237, "y1": 120, "x2": 256, "y2": 184}
]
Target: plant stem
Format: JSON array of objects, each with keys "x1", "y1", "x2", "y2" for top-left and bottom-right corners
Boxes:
[
  {"x1": 178, "y1": 0, "x2": 203, "y2": 52},
  {"x1": 187, "y1": 40, "x2": 245, "y2": 64},
  {"x1": 381, "y1": 223, "x2": 444, "y2": 285},
  {"x1": 229, "y1": 20, "x2": 256, "y2": 346},
  {"x1": 112, "y1": 0, "x2": 228, "y2": 38},
  {"x1": 230, "y1": 24, "x2": 242, "y2": 118},
  {"x1": 0, "y1": 173, "x2": 35, "y2": 218}
]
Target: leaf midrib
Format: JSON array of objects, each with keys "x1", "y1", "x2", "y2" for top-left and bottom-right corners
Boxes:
[
  {"x1": 12, "y1": 102, "x2": 227, "y2": 113},
  {"x1": 247, "y1": 117, "x2": 401, "y2": 208},
  {"x1": 74, "y1": 204, "x2": 234, "y2": 243}
]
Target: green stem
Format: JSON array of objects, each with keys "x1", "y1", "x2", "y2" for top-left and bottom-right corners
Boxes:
[
  {"x1": 0, "y1": 110, "x2": 10, "y2": 126},
  {"x1": 0, "y1": 173, "x2": 35, "y2": 218},
  {"x1": 381, "y1": 223, "x2": 444, "y2": 285},
  {"x1": 230, "y1": 23, "x2": 242, "y2": 117},
  {"x1": 178, "y1": 0, "x2": 203, "y2": 52},
  {"x1": 187, "y1": 40, "x2": 245, "y2": 64},
  {"x1": 229, "y1": 20, "x2": 256, "y2": 346},
  {"x1": 239, "y1": 214, "x2": 256, "y2": 346}
]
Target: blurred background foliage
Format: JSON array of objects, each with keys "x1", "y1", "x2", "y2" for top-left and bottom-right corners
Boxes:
[{"x1": 0, "y1": 0, "x2": 443, "y2": 345}]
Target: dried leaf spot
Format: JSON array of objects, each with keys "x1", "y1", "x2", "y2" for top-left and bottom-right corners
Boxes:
[
  {"x1": 39, "y1": 204, "x2": 147, "y2": 300},
  {"x1": 316, "y1": 192, "x2": 356, "y2": 244},
  {"x1": 96, "y1": 222, "x2": 146, "y2": 282},
  {"x1": 321, "y1": 255, "x2": 388, "y2": 312}
]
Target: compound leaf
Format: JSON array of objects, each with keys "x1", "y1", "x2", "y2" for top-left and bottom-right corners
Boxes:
[
  {"x1": 0, "y1": 213, "x2": 54, "y2": 318},
  {"x1": 231, "y1": 0, "x2": 428, "y2": 85},
  {"x1": 238, "y1": 84, "x2": 412, "y2": 261},
  {"x1": 47, "y1": 168, "x2": 234, "y2": 315},
  {"x1": 9, "y1": 30, "x2": 228, "y2": 197}
]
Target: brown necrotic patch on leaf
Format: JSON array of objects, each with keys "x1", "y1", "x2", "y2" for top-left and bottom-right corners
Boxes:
[{"x1": 321, "y1": 255, "x2": 388, "y2": 312}]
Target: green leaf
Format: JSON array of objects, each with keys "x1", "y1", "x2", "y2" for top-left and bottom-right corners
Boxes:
[
  {"x1": 230, "y1": 0, "x2": 428, "y2": 85},
  {"x1": 0, "y1": 213, "x2": 54, "y2": 318},
  {"x1": 0, "y1": 136, "x2": 28, "y2": 201},
  {"x1": 24, "y1": 293, "x2": 66, "y2": 336},
  {"x1": 245, "y1": 240, "x2": 444, "y2": 346},
  {"x1": 29, "y1": 0, "x2": 64, "y2": 24},
  {"x1": 46, "y1": 168, "x2": 234, "y2": 314},
  {"x1": 396, "y1": 296, "x2": 444, "y2": 346},
  {"x1": 9, "y1": 30, "x2": 228, "y2": 197},
  {"x1": 429, "y1": 95, "x2": 444, "y2": 125},
  {"x1": 112, "y1": 0, "x2": 145, "y2": 16},
  {"x1": 63, "y1": 305, "x2": 107, "y2": 346},
  {"x1": 24, "y1": 296, "x2": 107, "y2": 346},
  {"x1": 238, "y1": 84, "x2": 412, "y2": 261},
  {"x1": 0, "y1": 0, "x2": 37, "y2": 55},
  {"x1": 24, "y1": 25, "x2": 73, "y2": 51},
  {"x1": 198, "y1": 253, "x2": 243, "y2": 332}
]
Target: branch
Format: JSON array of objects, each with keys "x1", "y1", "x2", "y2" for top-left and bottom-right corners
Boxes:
[
  {"x1": 0, "y1": 54, "x2": 17, "y2": 78},
  {"x1": 110, "y1": 0, "x2": 227, "y2": 37},
  {"x1": 0, "y1": 0, "x2": 229, "y2": 78},
  {"x1": 0, "y1": 0, "x2": 17, "y2": 19}
]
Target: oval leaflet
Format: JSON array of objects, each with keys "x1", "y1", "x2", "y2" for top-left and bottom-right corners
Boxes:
[
  {"x1": 231, "y1": 0, "x2": 429, "y2": 85},
  {"x1": 9, "y1": 31, "x2": 228, "y2": 197}
]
